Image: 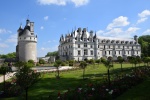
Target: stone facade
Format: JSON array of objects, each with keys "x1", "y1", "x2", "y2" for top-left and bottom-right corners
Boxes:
[
  {"x1": 16, "y1": 19, "x2": 37, "y2": 62},
  {"x1": 58, "y1": 27, "x2": 141, "y2": 61}
]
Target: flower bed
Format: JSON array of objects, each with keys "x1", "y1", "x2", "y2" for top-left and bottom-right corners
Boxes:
[{"x1": 48, "y1": 67, "x2": 150, "y2": 100}]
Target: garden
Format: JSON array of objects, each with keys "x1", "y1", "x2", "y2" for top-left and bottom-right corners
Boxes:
[{"x1": 0, "y1": 56, "x2": 150, "y2": 100}]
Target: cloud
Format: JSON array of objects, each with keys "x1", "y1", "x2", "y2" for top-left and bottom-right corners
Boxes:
[
  {"x1": 6, "y1": 34, "x2": 17, "y2": 43},
  {"x1": 137, "y1": 17, "x2": 148, "y2": 24},
  {"x1": 126, "y1": 27, "x2": 140, "y2": 33},
  {"x1": 48, "y1": 40, "x2": 56, "y2": 43},
  {"x1": 142, "y1": 29, "x2": 150, "y2": 35},
  {"x1": 0, "y1": 28, "x2": 12, "y2": 34},
  {"x1": 107, "y1": 16, "x2": 130, "y2": 30},
  {"x1": 37, "y1": 0, "x2": 89, "y2": 7},
  {"x1": 40, "y1": 26, "x2": 44, "y2": 30},
  {"x1": 137, "y1": 10, "x2": 150, "y2": 24},
  {"x1": 0, "y1": 43, "x2": 9, "y2": 48},
  {"x1": 97, "y1": 27, "x2": 140, "y2": 38},
  {"x1": 138, "y1": 10, "x2": 150, "y2": 18},
  {"x1": 71, "y1": 0, "x2": 89, "y2": 7},
  {"x1": 44, "y1": 16, "x2": 49, "y2": 20}
]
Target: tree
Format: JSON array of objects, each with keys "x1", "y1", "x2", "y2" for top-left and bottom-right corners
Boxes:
[
  {"x1": 39, "y1": 58, "x2": 46, "y2": 64},
  {"x1": 117, "y1": 56, "x2": 124, "y2": 71},
  {"x1": 79, "y1": 61, "x2": 87, "y2": 80},
  {"x1": 54, "y1": 60, "x2": 62, "y2": 79},
  {"x1": 102, "y1": 60, "x2": 113, "y2": 88},
  {"x1": 95, "y1": 59, "x2": 101, "y2": 65},
  {"x1": 0, "y1": 63, "x2": 9, "y2": 93},
  {"x1": 15, "y1": 66, "x2": 40, "y2": 100},
  {"x1": 14, "y1": 61, "x2": 26, "y2": 70},
  {"x1": 45, "y1": 51, "x2": 58, "y2": 57},
  {"x1": 143, "y1": 57, "x2": 150, "y2": 66}
]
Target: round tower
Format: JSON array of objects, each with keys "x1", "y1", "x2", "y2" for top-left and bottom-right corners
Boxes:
[{"x1": 17, "y1": 19, "x2": 37, "y2": 62}]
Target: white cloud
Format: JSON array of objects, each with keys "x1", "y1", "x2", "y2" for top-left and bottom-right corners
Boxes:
[
  {"x1": 0, "y1": 43, "x2": 9, "y2": 48},
  {"x1": 0, "y1": 28, "x2": 12, "y2": 34},
  {"x1": 105, "y1": 28, "x2": 123, "y2": 37},
  {"x1": 138, "y1": 10, "x2": 150, "y2": 18},
  {"x1": 137, "y1": 10, "x2": 150, "y2": 24},
  {"x1": 142, "y1": 29, "x2": 150, "y2": 35},
  {"x1": 97, "y1": 27, "x2": 139, "y2": 38},
  {"x1": 37, "y1": 0, "x2": 89, "y2": 7},
  {"x1": 40, "y1": 26, "x2": 44, "y2": 30},
  {"x1": 71, "y1": 0, "x2": 89, "y2": 7},
  {"x1": 107, "y1": 16, "x2": 130, "y2": 30},
  {"x1": 137, "y1": 17, "x2": 148, "y2": 24},
  {"x1": 126, "y1": 27, "x2": 140, "y2": 33},
  {"x1": 44, "y1": 16, "x2": 49, "y2": 20},
  {"x1": 6, "y1": 34, "x2": 17, "y2": 43}
]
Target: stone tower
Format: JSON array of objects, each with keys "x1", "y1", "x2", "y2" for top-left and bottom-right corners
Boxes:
[{"x1": 16, "y1": 19, "x2": 37, "y2": 62}]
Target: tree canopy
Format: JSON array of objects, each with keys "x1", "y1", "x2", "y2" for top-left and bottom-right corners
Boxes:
[
  {"x1": 45, "y1": 51, "x2": 58, "y2": 57},
  {"x1": 0, "y1": 52, "x2": 16, "y2": 58},
  {"x1": 138, "y1": 35, "x2": 150, "y2": 57}
]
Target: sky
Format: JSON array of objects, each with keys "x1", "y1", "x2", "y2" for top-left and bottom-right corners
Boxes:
[{"x1": 0, "y1": 0, "x2": 150, "y2": 57}]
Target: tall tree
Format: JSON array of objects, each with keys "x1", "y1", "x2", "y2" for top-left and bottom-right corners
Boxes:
[
  {"x1": 79, "y1": 61, "x2": 87, "y2": 80},
  {"x1": 54, "y1": 60, "x2": 62, "y2": 79},
  {"x1": 0, "y1": 63, "x2": 9, "y2": 93},
  {"x1": 117, "y1": 56, "x2": 124, "y2": 71},
  {"x1": 15, "y1": 66, "x2": 40, "y2": 100},
  {"x1": 102, "y1": 60, "x2": 113, "y2": 88}
]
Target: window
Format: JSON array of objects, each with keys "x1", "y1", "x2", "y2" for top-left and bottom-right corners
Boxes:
[
  {"x1": 84, "y1": 49, "x2": 88, "y2": 55},
  {"x1": 78, "y1": 44, "x2": 80, "y2": 48},
  {"x1": 78, "y1": 50, "x2": 81, "y2": 55},
  {"x1": 104, "y1": 45, "x2": 105, "y2": 49},
  {"x1": 109, "y1": 51, "x2": 110, "y2": 54},
  {"x1": 90, "y1": 50, "x2": 93, "y2": 55},
  {"x1": 84, "y1": 38, "x2": 87, "y2": 41},
  {"x1": 90, "y1": 45, "x2": 93, "y2": 48},
  {"x1": 84, "y1": 43, "x2": 87, "y2": 47},
  {"x1": 105, "y1": 51, "x2": 106, "y2": 54},
  {"x1": 119, "y1": 51, "x2": 120, "y2": 54},
  {"x1": 98, "y1": 45, "x2": 99, "y2": 48}
]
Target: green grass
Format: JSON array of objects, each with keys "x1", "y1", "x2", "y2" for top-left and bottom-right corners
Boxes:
[
  {"x1": 116, "y1": 77, "x2": 150, "y2": 100},
  {"x1": 0, "y1": 63, "x2": 146, "y2": 100}
]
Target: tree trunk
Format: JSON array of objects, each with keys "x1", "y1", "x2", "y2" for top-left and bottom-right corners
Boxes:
[
  {"x1": 25, "y1": 88, "x2": 28, "y2": 100},
  {"x1": 83, "y1": 68, "x2": 85, "y2": 80},
  {"x1": 3, "y1": 74, "x2": 5, "y2": 93},
  {"x1": 121, "y1": 63, "x2": 123, "y2": 71},
  {"x1": 107, "y1": 69, "x2": 110, "y2": 88},
  {"x1": 57, "y1": 67, "x2": 59, "y2": 78}
]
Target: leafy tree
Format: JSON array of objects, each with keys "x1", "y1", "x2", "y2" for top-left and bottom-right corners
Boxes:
[
  {"x1": 138, "y1": 35, "x2": 150, "y2": 57},
  {"x1": 27, "y1": 60, "x2": 35, "y2": 67},
  {"x1": 15, "y1": 66, "x2": 40, "y2": 100},
  {"x1": 54, "y1": 60, "x2": 62, "y2": 79},
  {"x1": 45, "y1": 51, "x2": 58, "y2": 57},
  {"x1": 14, "y1": 61, "x2": 26, "y2": 70},
  {"x1": 69, "y1": 60, "x2": 74, "y2": 66},
  {"x1": 143, "y1": 57, "x2": 150, "y2": 66},
  {"x1": 117, "y1": 56, "x2": 124, "y2": 71},
  {"x1": 39, "y1": 58, "x2": 46, "y2": 64},
  {"x1": 102, "y1": 60, "x2": 113, "y2": 87},
  {"x1": 79, "y1": 61, "x2": 87, "y2": 80},
  {"x1": 0, "y1": 63, "x2": 9, "y2": 93},
  {"x1": 95, "y1": 59, "x2": 101, "y2": 65},
  {"x1": 0, "y1": 52, "x2": 16, "y2": 58}
]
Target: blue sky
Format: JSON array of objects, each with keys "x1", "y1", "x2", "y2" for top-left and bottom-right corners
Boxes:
[{"x1": 0, "y1": 0, "x2": 150, "y2": 57}]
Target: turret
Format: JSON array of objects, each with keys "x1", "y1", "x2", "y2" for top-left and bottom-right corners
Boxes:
[
  {"x1": 26, "y1": 19, "x2": 30, "y2": 26},
  {"x1": 134, "y1": 35, "x2": 138, "y2": 44}
]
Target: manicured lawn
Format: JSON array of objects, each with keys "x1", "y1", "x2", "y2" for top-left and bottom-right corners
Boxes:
[{"x1": 0, "y1": 63, "x2": 146, "y2": 100}]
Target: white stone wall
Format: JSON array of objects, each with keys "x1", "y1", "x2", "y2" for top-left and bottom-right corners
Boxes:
[{"x1": 18, "y1": 41, "x2": 37, "y2": 62}]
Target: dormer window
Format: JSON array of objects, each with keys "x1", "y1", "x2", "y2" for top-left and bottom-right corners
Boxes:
[{"x1": 84, "y1": 38, "x2": 87, "y2": 42}]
